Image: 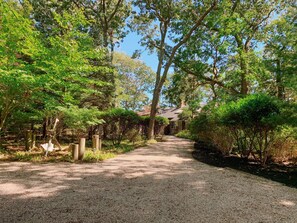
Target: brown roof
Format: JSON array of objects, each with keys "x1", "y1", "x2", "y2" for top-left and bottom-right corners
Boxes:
[{"x1": 158, "y1": 108, "x2": 183, "y2": 121}]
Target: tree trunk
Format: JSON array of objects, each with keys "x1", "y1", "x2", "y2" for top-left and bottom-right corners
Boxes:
[
  {"x1": 276, "y1": 59, "x2": 284, "y2": 99},
  {"x1": 147, "y1": 88, "x2": 162, "y2": 139},
  {"x1": 42, "y1": 118, "x2": 48, "y2": 139},
  {"x1": 239, "y1": 53, "x2": 249, "y2": 95}
]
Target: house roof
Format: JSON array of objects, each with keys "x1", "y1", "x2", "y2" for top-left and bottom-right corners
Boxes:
[{"x1": 158, "y1": 108, "x2": 183, "y2": 121}]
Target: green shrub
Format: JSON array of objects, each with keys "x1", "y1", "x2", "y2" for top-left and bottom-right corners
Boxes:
[
  {"x1": 178, "y1": 108, "x2": 193, "y2": 121},
  {"x1": 189, "y1": 113, "x2": 213, "y2": 140},
  {"x1": 216, "y1": 94, "x2": 284, "y2": 164},
  {"x1": 175, "y1": 130, "x2": 196, "y2": 140},
  {"x1": 189, "y1": 113, "x2": 234, "y2": 155},
  {"x1": 59, "y1": 106, "x2": 104, "y2": 137},
  {"x1": 102, "y1": 108, "x2": 140, "y2": 145},
  {"x1": 217, "y1": 94, "x2": 280, "y2": 128}
]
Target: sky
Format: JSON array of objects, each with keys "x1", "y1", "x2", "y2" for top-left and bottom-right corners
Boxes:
[{"x1": 115, "y1": 32, "x2": 158, "y2": 72}]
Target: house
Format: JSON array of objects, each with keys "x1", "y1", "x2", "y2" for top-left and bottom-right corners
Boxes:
[
  {"x1": 137, "y1": 106, "x2": 187, "y2": 135},
  {"x1": 158, "y1": 107, "x2": 186, "y2": 135},
  {"x1": 137, "y1": 102, "x2": 206, "y2": 135}
]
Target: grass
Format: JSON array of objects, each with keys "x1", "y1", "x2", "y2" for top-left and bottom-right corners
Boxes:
[
  {"x1": 0, "y1": 139, "x2": 151, "y2": 163},
  {"x1": 83, "y1": 150, "x2": 116, "y2": 162}
]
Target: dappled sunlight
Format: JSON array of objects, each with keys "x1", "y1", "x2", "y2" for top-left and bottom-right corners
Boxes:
[
  {"x1": 0, "y1": 183, "x2": 26, "y2": 195},
  {"x1": 280, "y1": 200, "x2": 295, "y2": 207},
  {"x1": 0, "y1": 137, "x2": 297, "y2": 222},
  {"x1": 0, "y1": 137, "x2": 196, "y2": 200}
]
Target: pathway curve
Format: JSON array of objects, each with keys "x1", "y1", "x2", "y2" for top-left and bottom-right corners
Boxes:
[{"x1": 0, "y1": 136, "x2": 297, "y2": 223}]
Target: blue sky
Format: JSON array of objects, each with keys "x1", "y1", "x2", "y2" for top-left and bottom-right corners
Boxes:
[{"x1": 115, "y1": 32, "x2": 158, "y2": 72}]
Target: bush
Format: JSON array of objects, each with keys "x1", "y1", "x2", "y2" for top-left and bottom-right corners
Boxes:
[
  {"x1": 216, "y1": 94, "x2": 283, "y2": 164},
  {"x1": 102, "y1": 108, "x2": 140, "y2": 145},
  {"x1": 189, "y1": 94, "x2": 297, "y2": 164},
  {"x1": 59, "y1": 106, "x2": 104, "y2": 138},
  {"x1": 189, "y1": 113, "x2": 234, "y2": 155},
  {"x1": 175, "y1": 130, "x2": 196, "y2": 140},
  {"x1": 270, "y1": 126, "x2": 297, "y2": 162}
]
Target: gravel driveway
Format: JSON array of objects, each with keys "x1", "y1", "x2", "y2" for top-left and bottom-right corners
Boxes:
[{"x1": 0, "y1": 136, "x2": 297, "y2": 223}]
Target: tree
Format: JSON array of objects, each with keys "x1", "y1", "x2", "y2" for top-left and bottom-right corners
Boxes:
[
  {"x1": 113, "y1": 52, "x2": 155, "y2": 110},
  {"x1": 264, "y1": 4, "x2": 297, "y2": 100},
  {"x1": 29, "y1": 0, "x2": 123, "y2": 109},
  {"x1": 163, "y1": 71, "x2": 204, "y2": 111},
  {"x1": 0, "y1": 1, "x2": 111, "y2": 137},
  {"x1": 174, "y1": 0, "x2": 281, "y2": 101},
  {"x1": 132, "y1": 0, "x2": 218, "y2": 139},
  {"x1": 83, "y1": 0, "x2": 131, "y2": 60},
  {"x1": 0, "y1": 0, "x2": 41, "y2": 132}
]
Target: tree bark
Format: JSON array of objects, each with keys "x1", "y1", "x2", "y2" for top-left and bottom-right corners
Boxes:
[
  {"x1": 146, "y1": 1, "x2": 217, "y2": 139},
  {"x1": 240, "y1": 57, "x2": 249, "y2": 95},
  {"x1": 147, "y1": 88, "x2": 162, "y2": 139},
  {"x1": 276, "y1": 59, "x2": 284, "y2": 99}
]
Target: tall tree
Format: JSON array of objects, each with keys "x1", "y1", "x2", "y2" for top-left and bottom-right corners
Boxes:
[
  {"x1": 83, "y1": 0, "x2": 131, "y2": 60},
  {"x1": 0, "y1": 0, "x2": 41, "y2": 132},
  {"x1": 226, "y1": 0, "x2": 279, "y2": 95},
  {"x1": 0, "y1": 0, "x2": 110, "y2": 134},
  {"x1": 113, "y1": 52, "x2": 154, "y2": 110},
  {"x1": 174, "y1": 0, "x2": 281, "y2": 101},
  {"x1": 132, "y1": 0, "x2": 218, "y2": 139},
  {"x1": 264, "y1": 4, "x2": 297, "y2": 100},
  {"x1": 29, "y1": 0, "x2": 120, "y2": 109}
]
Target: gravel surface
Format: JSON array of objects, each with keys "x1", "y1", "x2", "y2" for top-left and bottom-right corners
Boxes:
[{"x1": 0, "y1": 136, "x2": 297, "y2": 223}]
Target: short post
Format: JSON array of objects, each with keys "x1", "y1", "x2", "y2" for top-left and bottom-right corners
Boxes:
[
  {"x1": 92, "y1": 135, "x2": 100, "y2": 150},
  {"x1": 32, "y1": 133, "x2": 36, "y2": 149},
  {"x1": 98, "y1": 136, "x2": 102, "y2": 150},
  {"x1": 25, "y1": 130, "x2": 32, "y2": 151},
  {"x1": 72, "y1": 144, "x2": 79, "y2": 161},
  {"x1": 79, "y1": 138, "x2": 86, "y2": 160}
]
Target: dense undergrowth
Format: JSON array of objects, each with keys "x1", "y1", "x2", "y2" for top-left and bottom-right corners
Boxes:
[{"x1": 179, "y1": 95, "x2": 297, "y2": 166}]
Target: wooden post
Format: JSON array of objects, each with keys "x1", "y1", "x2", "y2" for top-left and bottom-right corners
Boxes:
[
  {"x1": 92, "y1": 135, "x2": 99, "y2": 150},
  {"x1": 72, "y1": 144, "x2": 79, "y2": 160},
  {"x1": 25, "y1": 130, "x2": 32, "y2": 151},
  {"x1": 99, "y1": 136, "x2": 102, "y2": 150},
  {"x1": 79, "y1": 138, "x2": 86, "y2": 160},
  {"x1": 32, "y1": 133, "x2": 36, "y2": 149}
]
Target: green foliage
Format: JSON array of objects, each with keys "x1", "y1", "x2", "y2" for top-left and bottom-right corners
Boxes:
[
  {"x1": 178, "y1": 108, "x2": 193, "y2": 121},
  {"x1": 189, "y1": 113, "x2": 213, "y2": 136},
  {"x1": 113, "y1": 52, "x2": 155, "y2": 110},
  {"x1": 175, "y1": 130, "x2": 196, "y2": 140},
  {"x1": 189, "y1": 112, "x2": 234, "y2": 155},
  {"x1": 164, "y1": 72, "x2": 203, "y2": 109},
  {"x1": 102, "y1": 108, "x2": 140, "y2": 145},
  {"x1": 83, "y1": 150, "x2": 116, "y2": 162},
  {"x1": 218, "y1": 94, "x2": 280, "y2": 128},
  {"x1": 155, "y1": 116, "x2": 170, "y2": 126},
  {"x1": 102, "y1": 108, "x2": 140, "y2": 123},
  {"x1": 189, "y1": 94, "x2": 297, "y2": 162},
  {"x1": 58, "y1": 106, "x2": 104, "y2": 137},
  {"x1": 140, "y1": 116, "x2": 169, "y2": 126},
  {"x1": 0, "y1": 1, "x2": 41, "y2": 131},
  {"x1": 0, "y1": 1, "x2": 112, "y2": 136},
  {"x1": 216, "y1": 94, "x2": 288, "y2": 164}
]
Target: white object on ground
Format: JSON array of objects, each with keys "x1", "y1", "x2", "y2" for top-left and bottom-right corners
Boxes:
[{"x1": 41, "y1": 140, "x2": 55, "y2": 156}]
